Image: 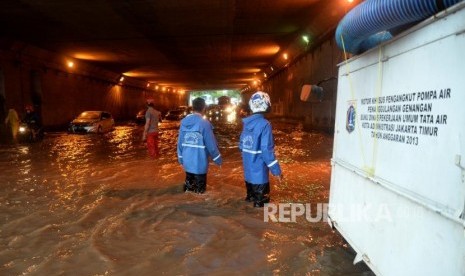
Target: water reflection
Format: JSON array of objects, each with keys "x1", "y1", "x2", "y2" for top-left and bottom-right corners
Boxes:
[{"x1": 0, "y1": 122, "x2": 373, "y2": 275}]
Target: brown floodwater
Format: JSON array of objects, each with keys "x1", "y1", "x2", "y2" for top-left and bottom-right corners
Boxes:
[{"x1": 0, "y1": 120, "x2": 374, "y2": 275}]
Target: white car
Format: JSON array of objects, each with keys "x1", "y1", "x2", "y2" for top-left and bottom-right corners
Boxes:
[{"x1": 69, "y1": 111, "x2": 115, "y2": 133}]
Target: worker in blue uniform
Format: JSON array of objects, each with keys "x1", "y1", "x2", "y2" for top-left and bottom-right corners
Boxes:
[
  {"x1": 177, "y1": 97, "x2": 222, "y2": 193},
  {"x1": 239, "y1": 91, "x2": 283, "y2": 207}
]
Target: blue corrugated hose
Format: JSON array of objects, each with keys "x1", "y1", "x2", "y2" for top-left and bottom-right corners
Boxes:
[{"x1": 336, "y1": 0, "x2": 464, "y2": 54}]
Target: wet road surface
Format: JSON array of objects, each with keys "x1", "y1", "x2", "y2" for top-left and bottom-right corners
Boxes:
[{"x1": 0, "y1": 120, "x2": 374, "y2": 275}]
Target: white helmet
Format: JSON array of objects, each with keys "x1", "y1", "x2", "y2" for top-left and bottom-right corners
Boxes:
[{"x1": 249, "y1": 91, "x2": 271, "y2": 113}]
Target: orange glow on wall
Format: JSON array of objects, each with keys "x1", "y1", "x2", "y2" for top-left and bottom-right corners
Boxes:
[
  {"x1": 235, "y1": 77, "x2": 256, "y2": 82},
  {"x1": 257, "y1": 45, "x2": 281, "y2": 56},
  {"x1": 72, "y1": 52, "x2": 116, "y2": 61},
  {"x1": 235, "y1": 44, "x2": 280, "y2": 58},
  {"x1": 124, "y1": 72, "x2": 157, "y2": 78},
  {"x1": 237, "y1": 68, "x2": 261, "y2": 73}
]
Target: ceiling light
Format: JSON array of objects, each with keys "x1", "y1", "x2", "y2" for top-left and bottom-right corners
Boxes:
[
  {"x1": 146, "y1": 83, "x2": 150, "y2": 88},
  {"x1": 283, "y1": 53, "x2": 288, "y2": 60},
  {"x1": 155, "y1": 85, "x2": 159, "y2": 90},
  {"x1": 67, "y1": 61, "x2": 74, "y2": 68},
  {"x1": 302, "y1": 35, "x2": 309, "y2": 44},
  {"x1": 119, "y1": 76, "x2": 125, "y2": 82}
]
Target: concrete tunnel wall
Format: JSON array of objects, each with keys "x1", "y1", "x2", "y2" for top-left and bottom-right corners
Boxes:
[
  {"x1": 0, "y1": 42, "x2": 187, "y2": 132},
  {"x1": 1, "y1": 34, "x2": 342, "y2": 136},
  {"x1": 244, "y1": 37, "x2": 342, "y2": 132}
]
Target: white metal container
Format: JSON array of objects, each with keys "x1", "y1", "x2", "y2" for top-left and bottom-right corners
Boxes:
[{"x1": 329, "y1": 3, "x2": 465, "y2": 275}]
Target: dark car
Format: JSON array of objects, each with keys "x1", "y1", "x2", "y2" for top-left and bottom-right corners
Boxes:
[
  {"x1": 135, "y1": 109, "x2": 147, "y2": 125},
  {"x1": 175, "y1": 106, "x2": 193, "y2": 118},
  {"x1": 238, "y1": 103, "x2": 251, "y2": 118},
  {"x1": 205, "y1": 104, "x2": 237, "y2": 122},
  {"x1": 205, "y1": 104, "x2": 221, "y2": 121},
  {"x1": 164, "y1": 109, "x2": 184, "y2": 121}
]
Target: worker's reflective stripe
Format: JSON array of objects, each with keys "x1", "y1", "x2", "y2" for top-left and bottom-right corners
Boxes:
[
  {"x1": 242, "y1": 149, "x2": 262, "y2": 154},
  {"x1": 213, "y1": 154, "x2": 221, "y2": 161},
  {"x1": 267, "y1": 160, "x2": 278, "y2": 167},
  {"x1": 182, "y1": 143, "x2": 206, "y2": 149}
]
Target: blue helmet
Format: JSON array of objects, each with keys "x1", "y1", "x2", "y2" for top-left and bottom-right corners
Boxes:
[{"x1": 249, "y1": 91, "x2": 271, "y2": 113}]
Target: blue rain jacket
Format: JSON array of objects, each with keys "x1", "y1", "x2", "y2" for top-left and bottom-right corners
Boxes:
[
  {"x1": 239, "y1": 114, "x2": 282, "y2": 184},
  {"x1": 177, "y1": 113, "x2": 222, "y2": 174}
]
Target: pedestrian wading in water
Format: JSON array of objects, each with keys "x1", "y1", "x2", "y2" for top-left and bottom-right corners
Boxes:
[
  {"x1": 177, "y1": 97, "x2": 222, "y2": 194},
  {"x1": 240, "y1": 91, "x2": 283, "y2": 207},
  {"x1": 142, "y1": 98, "x2": 162, "y2": 159},
  {"x1": 4, "y1": 108, "x2": 19, "y2": 142}
]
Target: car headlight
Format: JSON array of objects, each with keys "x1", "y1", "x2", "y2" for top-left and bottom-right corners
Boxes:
[{"x1": 19, "y1": 126, "x2": 26, "y2": 133}]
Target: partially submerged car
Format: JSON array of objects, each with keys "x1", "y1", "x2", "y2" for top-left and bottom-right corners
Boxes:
[
  {"x1": 164, "y1": 109, "x2": 185, "y2": 121},
  {"x1": 69, "y1": 111, "x2": 115, "y2": 133}
]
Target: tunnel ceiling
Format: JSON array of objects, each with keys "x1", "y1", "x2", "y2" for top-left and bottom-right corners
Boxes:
[{"x1": 0, "y1": 0, "x2": 355, "y2": 91}]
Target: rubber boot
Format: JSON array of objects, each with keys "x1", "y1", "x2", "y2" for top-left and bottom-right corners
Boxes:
[
  {"x1": 244, "y1": 182, "x2": 254, "y2": 202},
  {"x1": 184, "y1": 172, "x2": 196, "y2": 192},
  {"x1": 195, "y1": 174, "x2": 207, "y2": 194},
  {"x1": 252, "y1": 183, "x2": 270, "y2": 207}
]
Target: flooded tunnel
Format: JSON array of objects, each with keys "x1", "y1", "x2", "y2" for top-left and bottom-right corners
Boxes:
[
  {"x1": 0, "y1": 122, "x2": 374, "y2": 275},
  {"x1": 0, "y1": 1, "x2": 370, "y2": 274},
  {"x1": 1, "y1": 0, "x2": 464, "y2": 275}
]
